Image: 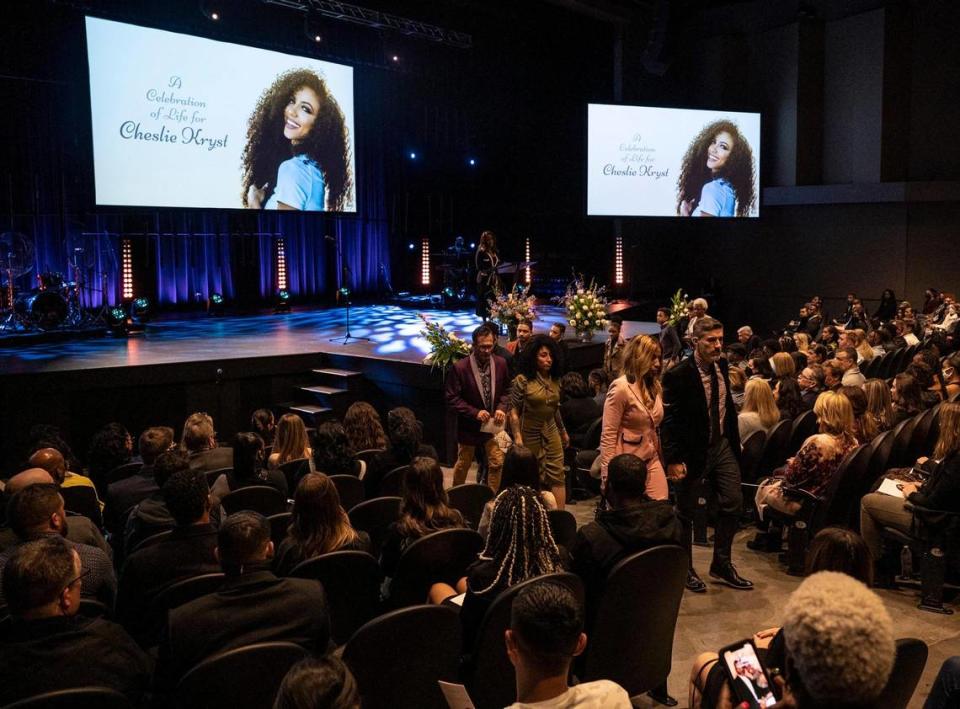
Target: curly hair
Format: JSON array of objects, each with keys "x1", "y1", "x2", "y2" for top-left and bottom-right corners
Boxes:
[
  {"x1": 312, "y1": 421, "x2": 356, "y2": 477},
  {"x1": 343, "y1": 402, "x2": 387, "y2": 452},
  {"x1": 517, "y1": 334, "x2": 563, "y2": 380},
  {"x1": 676, "y1": 119, "x2": 756, "y2": 217},
  {"x1": 241, "y1": 68, "x2": 352, "y2": 211}
]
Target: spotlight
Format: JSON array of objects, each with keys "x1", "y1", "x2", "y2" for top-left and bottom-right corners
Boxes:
[
  {"x1": 274, "y1": 289, "x2": 291, "y2": 314},
  {"x1": 305, "y1": 12, "x2": 323, "y2": 43},
  {"x1": 392, "y1": 55, "x2": 399, "y2": 62},
  {"x1": 210, "y1": 293, "x2": 223, "y2": 305},
  {"x1": 208, "y1": 292, "x2": 225, "y2": 316},
  {"x1": 200, "y1": 0, "x2": 220, "y2": 20},
  {"x1": 130, "y1": 296, "x2": 151, "y2": 323},
  {"x1": 409, "y1": 151, "x2": 417, "y2": 160},
  {"x1": 108, "y1": 306, "x2": 131, "y2": 336},
  {"x1": 408, "y1": 242, "x2": 416, "y2": 251},
  {"x1": 468, "y1": 158, "x2": 477, "y2": 166},
  {"x1": 470, "y1": 242, "x2": 476, "y2": 249}
]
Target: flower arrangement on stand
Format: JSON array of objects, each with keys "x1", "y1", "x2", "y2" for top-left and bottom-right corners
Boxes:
[
  {"x1": 556, "y1": 276, "x2": 608, "y2": 341},
  {"x1": 668, "y1": 288, "x2": 690, "y2": 328},
  {"x1": 418, "y1": 313, "x2": 471, "y2": 376},
  {"x1": 488, "y1": 284, "x2": 537, "y2": 337}
]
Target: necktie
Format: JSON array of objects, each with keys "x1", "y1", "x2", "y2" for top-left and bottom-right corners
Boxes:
[{"x1": 709, "y1": 364, "x2": 721, "y2": 445}]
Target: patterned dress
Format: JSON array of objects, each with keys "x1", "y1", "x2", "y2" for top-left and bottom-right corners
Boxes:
[{"x1": 510, "y1": 373, "x2": 566, "y2": 487}]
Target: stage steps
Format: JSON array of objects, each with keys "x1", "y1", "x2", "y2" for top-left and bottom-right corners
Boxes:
[{"x1": 283, "y1": 366, "x2": 365, "y2": 424}]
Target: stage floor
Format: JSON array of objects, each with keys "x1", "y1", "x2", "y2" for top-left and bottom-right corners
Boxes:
[{"x1": 0, "y1": 304, "x2": 659, "y2": 376}]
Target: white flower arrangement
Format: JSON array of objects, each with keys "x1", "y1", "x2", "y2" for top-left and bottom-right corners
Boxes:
[
  {"x1": 555, "y1": 276, "x2": 609, "y2": 340},
  {"x1": 418, "y1": 313, "x2": 471, "y2": 375}
]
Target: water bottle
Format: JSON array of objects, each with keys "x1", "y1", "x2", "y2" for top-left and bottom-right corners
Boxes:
[{"x1": 900, "y1": 545, "x2": 913, "y2": 578}]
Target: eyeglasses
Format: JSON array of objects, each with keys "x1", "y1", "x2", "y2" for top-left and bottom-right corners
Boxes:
[{"x1": 60, "y1": 568, "x2": 90, "y2": 595}]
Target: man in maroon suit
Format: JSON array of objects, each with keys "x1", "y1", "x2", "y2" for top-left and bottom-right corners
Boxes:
[{"x1": 445, "y1": 322, "x2": 511, "y2": 490}]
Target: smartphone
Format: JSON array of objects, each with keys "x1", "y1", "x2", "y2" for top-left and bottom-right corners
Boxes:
[{"x1": 718, "y1": 639, "x2": 778, "y2": 708}]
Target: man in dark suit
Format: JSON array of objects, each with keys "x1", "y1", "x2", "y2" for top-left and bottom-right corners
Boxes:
[
  {"x1": 662, "y1": 316, "x2": 753, "y2": 592},
  {"x1": 182, "y1": 412, "x2": 233, "y2": 474},
  {"x1": 116, "y1": 468, "x2": 219, "y2": 645},
  {"x1": 156, "y1": 511, "x2": 330, "y2": 689},
  {"x1": 106, "y1": 426, "x2": 174, "y2": 534},
  {"x1": 656, "y1": 307, "x2": 682, "y2": 366},
  {"x1": 549, "y1": 322, "x2": 570, "y2": 375},
  {"x1": 445, "y1": 322, "x2": 511, "y2": 489}
]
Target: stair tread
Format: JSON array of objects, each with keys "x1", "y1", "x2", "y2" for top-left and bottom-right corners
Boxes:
[
  {"x1": 311, "y1": 368, "x2": 363, "y2": 377},
  {"x1": 300, "y1": 385, "x2": 349, "y2": 395},
  {"x1": 288, "y1": 404, "x2": 332, "y2": 415}
]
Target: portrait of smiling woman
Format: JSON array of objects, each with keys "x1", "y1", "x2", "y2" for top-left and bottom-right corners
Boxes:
[
  {"x1": 676, "y1": 119, "x2": 756, "y2": 217},
  {"x1": 241, "y1": 68, "x2": 353, "y2": 211}
]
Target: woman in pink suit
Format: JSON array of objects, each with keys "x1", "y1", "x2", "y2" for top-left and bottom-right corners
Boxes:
[{"x1": 598, "y1": 334, "x2": 669, "y2": 500}]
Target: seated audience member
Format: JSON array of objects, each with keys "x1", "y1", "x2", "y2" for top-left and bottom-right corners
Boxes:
[
  {"x1": 797, "y1": 364, "x2": 825, "y2": 410},
  {"x1": 864, "y1": 378, "x2": 895, "y2": 433},
  {"x1": 792, "y1": 331, "x2": 810, "y2": 353},
  {"x1": 379, "y1": 456, "x2": 465, "y2": 583},
  {"x1": 182, "y1": 412, "x2": 233, "y2": 473},
  {"x1": 571, "y1": 454, "x2": 682, "y2": 612},
  {"x1": 738, "y1": 379, "x2": 780, "y2": 440},
  {"x1": 789, "y1": 349, "x2": 808, "y2": 374},
  {"x1": 943, "y1": 353, "x2": 960, "y2": 399},
  {"x1": 478, "y1": 445, "x2": 557, "y2": 540},
  {"x1": 123, "y1": 449, "x2": 193, "y2": 558},
  {"x1": 737, "y1": 325, "x2": 761, "y2": 354},
  {"x1": 746, "y1": 351, "x2": 773, "y2": 381},
  {"x1": 867, "y1": 329, "x2": 887, "y2": 357},
  {"x1": 860, "y1": 401, "x2": 960, "y2": 574},
  {"x1": 890, "y1": 372, "x2": 924, "y2": 425},
  {"x1": 818, "y1": 325, "x2": 839, "y2": 351},
  {"x1": 770, "y1": 352, "x2": 796, "y2": 381},
  {"x1": 25, "y1": 424, "x2": 82, "y2": 479},
  {"x1": 157, "y1": 511, "x2": 331, "y2": 688},
  {"x1": 116, "y1": 468, "x2": 219, "y2": 641},
  {"x1": 835, "y1": 347, "x2": 865, "y2": 387},
  {"x1": 28, "y1": 447, "x2": 99, "y2": 499},
  {"x1": 559, "y1": 372, "x2": 602, "y2": 446},
  {"x1": 343, "y1": 401, "x2": 388, "y2": 453},
  {"x1": 822, "y1": 360, "x2": 844, "y2": 391},
  {"x1": 907, "y1": 361, "x2": 945, "y2": 408},
  {"x1": 274, "y1": 473, "x2": 371, "y2": 577},
  {"x1": 505, "y1": 580, "x2": 632, "y2": 709},
  {"x1": 431, "y1": 485, "x2": 565, "y2": 652},
  {"x1": 250, "y1": 408, "x2": 276, "y2": 447},
  {"x1": 0, "y1": 483, "x2": 116, "y2": 608},
  {"x1": 0, "y1": 469, "x2": 108, "y2": 555},
  {"x1": 839, "y1": 385, "x2": 878, "y2": 443},
  {"x1": 86, "y1": 422, "x2": 135, "y2": 492},
  {"x1": 588, "y1": 368, "x2": 609, "y2": 408},
  {"x1": 106, "y1": 426, "x2": 174, "y2": 533},
  {"x1": 268, "y1": 413, "x2": 314, "y2": 472},
  {"x1": 924, "y1": 288, "x2": 943, "y2": 316},
  {"x1": 364, "y1": 407, "x2": 438, "y2": 497},
  {"x1": 273, "y1": 655, "x2": 360, "y2": 709},
  {"x1": 804, "y1": 343, "x2": 828, "y2": 366},
  {"x1": 725, "y1": 343, "x2": 748, "y2": 371},
  {"x1": 0, "y1": 537, "x2": 151, "y2": 705},
  {"x1": 312, "y1": 421, "x2": 361, "y2": 482},
  {"x1": 895, "y1": 318, "x2": 921, "y2": 346},
  {"x1": 755, "y1": 391, "x2": 858, "y2": 518},
  {"x1": 211, "y1": 432, "x2": 288, "y2": 507},
  {"x1": 774, "y1": 377, "x2": 805, "y2": 421},
  {"x1": 728, "y1": 367, "x2": 746, "y2": 410}
]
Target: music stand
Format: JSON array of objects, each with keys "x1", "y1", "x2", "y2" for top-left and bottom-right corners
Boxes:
[{"x1": 329, "y1": 244, "x2": 370, "y2": 345}]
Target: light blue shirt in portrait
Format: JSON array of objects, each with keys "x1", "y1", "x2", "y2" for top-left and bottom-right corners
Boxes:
[
  {"x1": 265, "y1": 154, "x2": 326, "y2": 211},
  {"x1": 692, "y1": 177, "x2": 736, "y2": 217}
]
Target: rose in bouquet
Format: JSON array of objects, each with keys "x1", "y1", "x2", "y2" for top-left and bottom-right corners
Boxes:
[
  {"x1": 555, "y1": 276, "x2": 608, "y2": 340},
  {"x1": 488, "y1": 284, "x2": 537, "y2": 331}
]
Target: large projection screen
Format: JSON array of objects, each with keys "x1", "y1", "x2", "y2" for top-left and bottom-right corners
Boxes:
[
  {"x1": 85, "y1": 16, "x2": 356, "y2": 212},
  {"x1": 587, "y1": 104, "x2": 760, "y2": 218}
]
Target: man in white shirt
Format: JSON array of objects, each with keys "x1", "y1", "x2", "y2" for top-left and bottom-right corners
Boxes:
[{"x1": 506, "y1": 580, "x2": 631, "y2": 708}]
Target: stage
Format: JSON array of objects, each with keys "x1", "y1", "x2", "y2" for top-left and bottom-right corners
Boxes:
[{"x1": 0, "y1": 303, "x2": 657, "y2": 474}]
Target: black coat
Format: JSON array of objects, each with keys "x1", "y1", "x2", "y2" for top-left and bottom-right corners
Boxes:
[{"x1": 661, "y1": 355, "x2": 741, "y2": 476}]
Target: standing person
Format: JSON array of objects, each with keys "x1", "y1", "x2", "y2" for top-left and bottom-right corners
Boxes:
[
  {"x1": 445, "y1": 323, "x2": 510, "y2": 489},
  {"x1": 510, "y1": 335, "x2": 570, "y2": 509},
  {"x1": 548, "y1": 322, "x2": 569, "y2": 375},
  {"x1": 599, "y1": 335, "x2": 669, "y2": 500},
  {"x1": 603, "y1": 316, "x2": 626, "y2": 379},
  {"x1": 662, "y1": 317, "x2": 753, "y2": 592},
  {"x1": 657, "y1": 307, "x2": 682, "y2": 367},
  {"x1": 474, "y1": 230, "x2": 500, "y2": 320}
]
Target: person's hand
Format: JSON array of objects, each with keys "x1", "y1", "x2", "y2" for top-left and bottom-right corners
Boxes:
[
  {"x1": 493, "y1": 410, "x2": 506, "y2": 426},
  {"x1": 898, "y1": 481, "x2": 920, "y2": 497},
  {"x1": 246, "y1": 182, "x2": 269, "y2": 209},
  {"x1": 476, "y1": 410, "x2": 491, "y2": 423},
  {"x1": 680, "y1": 198, "x2": 696, "y2": 217},
  {"x1": 767, "y1": 676, "x2": 798, "y2": 709},
  {"x1": 916, "y1": 456, "x2": 929, "y2": 466},
  {"x1": 561, "y1": 430, "x2": 570, "y2": 448},
  {"x1": 667, "y1": 463, "x2": 686, "y2": 481},
  {"x1": 753, "y1": 627, "x2": 780, "y2": 650}
]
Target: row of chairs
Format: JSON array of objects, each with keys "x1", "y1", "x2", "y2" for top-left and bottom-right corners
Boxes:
[{"x1": 860, "y1": 344, "x2": 921, "y2": 380}]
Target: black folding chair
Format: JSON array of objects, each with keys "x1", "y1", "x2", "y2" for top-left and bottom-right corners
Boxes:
[
  {"x1": 267, "y1": 512, "x2": 292, "y2": 549},
  {"x1": 378, "y1": 465, "x2": 410, "y2": 497},
  {"x1": 787, "y1": 409, "x2": 818, "y2": 457},
  {"x1": 278, "y1": 458, "x2": 311, "y2": 492},
  {"x1": 1, "y1": 687, "x2": 131, "y2": 709},
  {"x1": 204, "y1": 468, "x2": 232, "y2": 489},
  {"x1": 105, "y1": 461, "x2": 143, "y2": 486},
  {"x1": 447, "y1": 483, "x2": 494, "y2": 530},
  {"x1": 755, "y1": 419, "x2": 793, "y2": 478},
  {"x1": 355, "y1": 448, "x2": 386, "y2": 468},
  {"x1": 176, "y1": 641, "x2": 309, "y2": 709},
  {"x1": 547, "y1": 509, "x2": 578, "y2": 550},
  {"x1": 348, "y1": 496, "x2": 402, "y2": 558},
  {"x1": 289, "y1": 551, "x2": 382, "y2": 645},
  {"x1": 343, "y1": 605, "x2": 461, "y2": 709},
  {"x1": 739, "y1": 430, "x2": 767, "y2": 484},
  {"x1": 146, "y1": 573, "x2": 225, "y2": 646},
  {"x1": 129, "y1": 529, "x2": 173, "y2": 555},
  {"x1": 221, "y1": 485, "x2": 288, "y2": 516},
  {"x1": 329, "y1": 474, "x2": 364, "y2": 514},
  {"x1": 59, "y1": 486, "x2": 103, "y2": 530},
  {"x1": 874, "y1": 638, "x2": 929, "y2": 709},
  {"x1": 388, "y1": 528, "x2": 483, "y2": 608}
]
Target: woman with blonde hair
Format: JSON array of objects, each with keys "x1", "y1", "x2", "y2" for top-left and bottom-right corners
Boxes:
[
  {"x1": 792, "y1": 332, "x2": 810, "y2": 353},
  {"x1": 770, "y1": 351, "x2": 796, "y2": 380},
  {"x1": 268, "y1": 413, "x2": 314, "y2": 471},
  {"x1": 851, "y1": 329, "x2": 875, "y2": 363},
  {"x1": 598, "y1": 335, "x2": 668, "y2": 499},
  {"x1": 755, "y1": 391, "x2": 858, "y2": 517},
  {"x1": 738, "y1": 378, "x2": 779, "y2": 440}
]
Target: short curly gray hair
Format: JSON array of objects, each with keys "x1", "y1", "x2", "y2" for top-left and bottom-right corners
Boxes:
[{"x1": 782, "y1": 571, "x2": 894, "y2": 704}]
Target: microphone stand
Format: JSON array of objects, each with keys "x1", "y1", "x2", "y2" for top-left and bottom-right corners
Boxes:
[{"x1": 329, "y1": 233, "x2": 370, "y2": 345}]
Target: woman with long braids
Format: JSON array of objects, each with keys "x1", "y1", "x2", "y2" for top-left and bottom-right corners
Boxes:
[
  {"x1": 242, "y1": 68, "x2": 352, "y2": 211},
  {"x1": 677, "y1": 119, "x2": 756, "y2": 217},
  {"x1": 429, "y1": 485, "x2": 565, "y2": 651}
]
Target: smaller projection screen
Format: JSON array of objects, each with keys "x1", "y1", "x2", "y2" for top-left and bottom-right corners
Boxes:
[
  {"x1": 85, "y1": 16, "x2": 356, "y2": 212},
  {"x1": 587, "y1": 104, "x2": 760, "y2": 218}
]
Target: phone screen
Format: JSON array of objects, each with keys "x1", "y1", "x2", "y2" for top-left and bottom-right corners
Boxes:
[{"x1": 720, "y1": 640, "x2": 777, "y2": 708}]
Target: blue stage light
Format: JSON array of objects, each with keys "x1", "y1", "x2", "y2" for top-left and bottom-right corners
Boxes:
[
  {"x1": 210, "y1": 293, "x2": 223, "y2": 305},
  {"x1": 130, "y1": 297, "x2": 151, "y2": 324},
  {"x1": 278, "y1": 289, "x2": 290, "y2": 301},
  {"x1": 408, "y1": 242, "x2": 416, "y2": 250},
  {"x1": 470, "y1": 242, "x2": 476, "y2": 249},
  {"x1": 108, "y1": 306, "x2": 126, "y2": 324},
  {"x1": 468, "y1": 158, "x2": 476, "y2": 166},
  {"x1": 409, "y1": 152, "x2": 417, "y2": 160}
]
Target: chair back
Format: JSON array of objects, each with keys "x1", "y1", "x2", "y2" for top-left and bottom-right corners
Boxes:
[
  {"x1": 548, "y1": 509, "x2": 578, "y2": 549},
  {"x1": 888, "y1": 415, "x2": 919, "y2": 469},
  {"x1": 909, "y1": 404, "x2": 939, "y2": 462},
  {"x1": 581, "y1": 416, "x2": 603, "y2": 450},
  {"x1": 130, "y1": 528, "x2": 173, "y2": 554},
  {"x1": 204, "y1": 468, "x2": 232, "y2": 489},
  {"x1": 891, "y1": 347, "x2": 910, "y2": 376},
  {"x1": 874, "y1": 638, "x2": 928, "y2": 709},
  {"x1": 278, "y1": 458, "x2": 311, "y2": 492},
  {"x1": 788, "y1": 409, "x2": 818, "y2": 456},
  {"x1": 221, "y1": 485, "x2": 288, "y2": 516},
  {"x1": 59, "y1": 486, "x2": 103, "y2": 529},
  {"x1": 815, "y1": 444, "x2": 872, "y2": 528},
  {"x1": 447, "y1": 483, "x2": 494, "y2": 530},
  {"x1": 289, "y1": 551, "x2": 382, "y2": 645},
  {"x1": 348, "y1": 496, "x2": 402, "y2": 557},
  {"x1": 582, "y1": 545, "x2": 687, "y2": 695},
  {"x1": 467, "y1": 573, "x2": 584, "y2": 709},
  {"x1": 343, "y1": 605, "x2": 461, "y2": 709},
  {"x1": 329, "y1": 474, "x2": 364, "y2": 514},
  {"x1": 862, "y1": 356, "x2": 882, "y2": 378},
  {"x1": 267, "y1": 512, "x2": 292, "y2": 549},
  {"x1": 355, "y1": 448, "x2": 386, "y2": 466},
  {"x1": 176, "y1": 641, "x2": 308, "y2": 709},
  {"x1": 105, "y1": 461, "x2": 143, "y2": 485},
  {"x1": 739, "y1": 430, "x2": 767, "y2": 483},
  {"x1": 389, "y1": 528, "x2": 483, "y2": 608},
  {"x1": 865, "y1": 428, "x2": 897, "y2": 486},
  {"x1": 756, "y1": 419, "x2": 793, "y2": 477},
  {"x1": 1, "y1": 687, "x2": 131, "y2": 709},
  {"x1": 378, "y1": 465, "x2": 409, "y2": 497},
  {"x1": 150, "y1": 573, "x2": 225, "y2": 627}
]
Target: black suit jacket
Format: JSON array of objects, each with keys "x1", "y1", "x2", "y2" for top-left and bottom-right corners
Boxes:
[
  {"x1": 106, "y1": 468, "x2": 159, "y2": 534},
  {"x1": 661, "y1": 356, "x2": 741, "y2": 476},
  {"x1": 158, "y1": 568, "x2": 330, "y2": 687}
]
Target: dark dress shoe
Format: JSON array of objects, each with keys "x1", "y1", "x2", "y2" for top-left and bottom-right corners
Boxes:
[
  {"x1": 709, "y1": 562, "x2": 754, "y2": 590},
  {"x1": 686, "y1": 568, "x2": 707, "y2": 593}
]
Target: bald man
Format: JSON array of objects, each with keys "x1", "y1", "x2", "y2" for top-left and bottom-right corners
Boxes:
[
  {"x1": 0, "y1": 469, "x2": 110, "y2": 557},
  {"x1": 29, "y1": 448, "x2": 99, "y2": 494}
]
